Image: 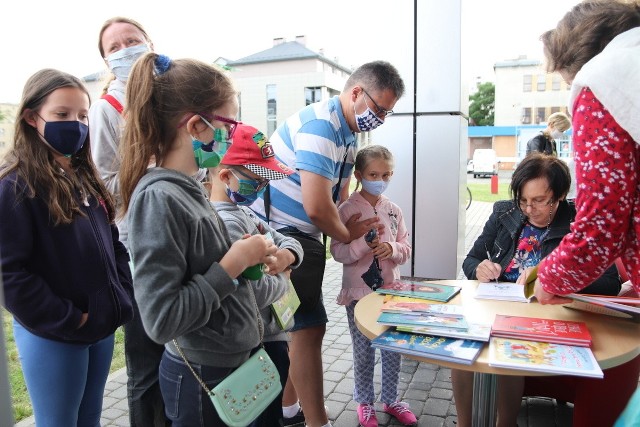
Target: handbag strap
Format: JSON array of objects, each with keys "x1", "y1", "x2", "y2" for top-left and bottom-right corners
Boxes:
[{"x1": 171, "y1": 205, "x2": 264, "y2": 394}]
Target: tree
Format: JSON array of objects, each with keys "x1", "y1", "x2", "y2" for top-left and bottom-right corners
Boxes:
[{"x1": 469, "y1": 82, "x2": 495, "y2": 126}]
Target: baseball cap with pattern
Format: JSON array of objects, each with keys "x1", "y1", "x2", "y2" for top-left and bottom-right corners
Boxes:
[{"x1": 221, "y1": 124, "x2": 294, "y2": 180}]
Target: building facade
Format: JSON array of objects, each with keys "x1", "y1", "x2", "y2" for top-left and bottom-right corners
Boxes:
[
  {"x1": 224, "y1": 36, "x2": 353, "y2": 138},
  {"x1": 494, "y1": 55, "x2": 571, "y2": 126}
]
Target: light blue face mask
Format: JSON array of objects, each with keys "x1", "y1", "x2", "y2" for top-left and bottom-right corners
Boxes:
[
  {"x1": 361, "y1": 178, "x2": 389, "y2": 196},
  {"x1": 106, "y1": 44, "x2": 150, "y2": 82}
]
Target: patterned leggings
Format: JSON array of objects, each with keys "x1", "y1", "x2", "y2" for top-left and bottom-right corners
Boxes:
[{"x1": 346, "y1": 301, "x2": 401, "y2": 404}]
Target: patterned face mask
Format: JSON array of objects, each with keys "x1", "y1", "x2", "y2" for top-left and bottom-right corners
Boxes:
[{"x1": 354, "y1": 103, "x2": 384, "y2": 132}]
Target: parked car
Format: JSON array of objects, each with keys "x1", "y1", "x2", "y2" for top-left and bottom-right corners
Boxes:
[{"x1": 472, "y1": 149, "x2": 498, "y2": 178}]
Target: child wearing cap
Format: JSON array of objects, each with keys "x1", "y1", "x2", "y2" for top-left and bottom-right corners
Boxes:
[{"x1": 207, "y1": 124, "x2": 304, "y2": 426}]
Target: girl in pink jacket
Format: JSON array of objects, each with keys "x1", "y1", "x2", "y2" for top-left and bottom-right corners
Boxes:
[{"x1": 330, "y1": 145, "x2": 415, "y2": 427}]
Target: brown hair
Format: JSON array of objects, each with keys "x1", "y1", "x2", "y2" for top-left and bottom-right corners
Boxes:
[
  {"x1": 541, "y1": 0, "x2": 640, "y2": 80},
  {"x1": 509, "y1": 153, "x2": 571, "y2": 204},
  {"x1": 0, "y1": 69, "x2": 115, "y2": 224},
  {"x1": 118, "y1": 53, "x2": 236, "y2": 214},
  {"x1": 97, "y1": 16, "x2": 152, "y2": 95}
]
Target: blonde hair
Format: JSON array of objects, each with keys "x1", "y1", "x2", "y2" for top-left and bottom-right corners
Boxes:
[
  {"x1": 547, "y1": 112, "x2": 571, "y2": 132},
  {"x1": 353, "y1": 144, "x2": 394, "y2": 191},
  {"x1": 118, "y1": 53, "x2": 236, "y2": 214},
  {"x1": 97, "y1": 17, "x2": 152, "y2": 95}
]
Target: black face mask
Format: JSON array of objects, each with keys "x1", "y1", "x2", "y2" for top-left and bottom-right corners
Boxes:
[{"x1": 39, "y1": 117, "x2": 88, "y2": 156}]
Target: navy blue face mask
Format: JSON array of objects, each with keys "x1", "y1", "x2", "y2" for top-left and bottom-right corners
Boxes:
[{"x1": 38, "y1": 116, "x2": 88, "y2": 157}]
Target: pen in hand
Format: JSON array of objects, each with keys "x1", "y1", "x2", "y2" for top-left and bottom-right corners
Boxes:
[{"x1": 485, "y1": 243, "x2": 500, "y2": 285}]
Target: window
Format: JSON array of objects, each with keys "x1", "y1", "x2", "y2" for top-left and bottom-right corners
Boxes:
[
  {"x1": 305, "y1": 87, "x2": 322, "y2": 106},
  {"x1": 536, "y1": 74, "x2": 546, "y2": 91},
  {"x1": 552, "y1": 74, "x2": 562, "y2": 91},
  {"x1": 523, "y1": 75, "x2": 532, "y2": 92},
  {"x1": 536, "y1": 108, "x2": 546, "y2": 124},
  {"x1": 522, "y1": 108, "x2": 531, "y2": 124},
  {"x1": 266, "y1": 84, "x2": 277, "y2": 137},
  {"x1": 550, "y1": 107, "x2": 560, "y2": 114}
]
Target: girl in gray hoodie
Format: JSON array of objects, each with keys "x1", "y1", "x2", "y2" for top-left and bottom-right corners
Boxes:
[{"x1": 118, "y1": 52, "x2": 278, "y2": 427}]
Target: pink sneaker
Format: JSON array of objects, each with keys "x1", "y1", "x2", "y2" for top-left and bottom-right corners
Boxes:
[
  {"x1": 383, "y1": 402, "x2": 417, "y2": 426},
  {"x1": 357, "y1": 403, "x2": 378, "y2": 427}
]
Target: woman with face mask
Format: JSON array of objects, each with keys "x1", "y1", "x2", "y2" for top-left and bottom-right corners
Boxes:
[
  {"x1": 525, "y1": 112, "x2": 572, "y2": 156},
  {"x1": 0, "y1": 69, "x2": 134, "y2": 427},
  {"x1": 88, "y1": 17, "x2": 169, "y2": 427}
]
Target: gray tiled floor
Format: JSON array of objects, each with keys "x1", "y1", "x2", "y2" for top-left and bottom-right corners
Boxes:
[{"x1": 16, "y1": 201, "x2": 580, "y2": 427}]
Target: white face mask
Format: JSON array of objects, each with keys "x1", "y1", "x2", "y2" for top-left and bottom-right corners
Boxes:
[
  {"x1": 551, "y1": 130, "x2": 564, "y2": 140},
  {"x1": 106, "y1": 44, "x2": 150, "y2": 82}
]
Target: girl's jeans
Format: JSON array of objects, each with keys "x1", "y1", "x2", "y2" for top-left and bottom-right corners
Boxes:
[{"x1": 13, "y1": 320, "x2": 114, "y2": 427}]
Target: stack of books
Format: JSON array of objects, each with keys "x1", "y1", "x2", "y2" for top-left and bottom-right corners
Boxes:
[
  {"x1": 376, "y1": 280, "x2": 461, "y2": 302},
  {"x1": 487, "y1": 314, "x2": 602, "y2": 378},
  {"x1": 376, "y1": 293, "x2": 491, "y2": 342},
  {"x1": 371, "y1": 329, "x2": 484, "y2": 365}
]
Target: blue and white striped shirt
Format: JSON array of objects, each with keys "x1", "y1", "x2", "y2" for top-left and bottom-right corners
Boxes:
[{"x1": 250, "y1": 96, "x2": 357, "y2": 238}]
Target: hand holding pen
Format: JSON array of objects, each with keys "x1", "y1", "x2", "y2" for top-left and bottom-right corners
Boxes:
[{"x1": 476, "y1": 243, "x2": 502, "y2": 283}]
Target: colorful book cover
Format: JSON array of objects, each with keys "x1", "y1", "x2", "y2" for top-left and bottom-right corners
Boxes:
[
  {"x1": 488, "y1": 337, "x2": 603, "y2": 378},
  {"x1": 270, "y1": 280, "x2": 300, "y2": 330},
  {"x1": 475, "y1": 281, "x2": 533, "y2": 303},
  {"x1": 377, "y1": 311, "x2": 469, "y2": 330},
  {"x1": 397, "y1": 322, "x2": 492, "y2": 342},
  {"x1": 564, "y1": 293, "x2": 640, "y2": 323},
  {"x1": 371, "y1": 329, "x2": 484, "y2": 365},
  {"x1": 376, "y1": 280, "x2": 461, "y2": 302},
  {"x1": 491, "y1": 314, "x2": 592, "y2": 347},
  {"x1": 380, "y1": 295, "x2": 464, "y2": 318}
]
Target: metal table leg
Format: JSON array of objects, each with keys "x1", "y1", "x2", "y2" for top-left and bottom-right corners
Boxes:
[{"x1": 472, "y1": 372, "x2": 497, "y2": 427}]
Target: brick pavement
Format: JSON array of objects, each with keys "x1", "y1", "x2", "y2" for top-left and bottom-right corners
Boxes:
[{"x1": 15, "y1": 201, "x2": 575, "y2": 427}]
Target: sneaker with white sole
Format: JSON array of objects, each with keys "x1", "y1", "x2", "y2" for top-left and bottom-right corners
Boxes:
[
  {"x1": 357, "y1": 403, "x2": 378, "y2": 427},
  {"x1": 383, "y1": 402, "x2": 417, "y2": 426}
]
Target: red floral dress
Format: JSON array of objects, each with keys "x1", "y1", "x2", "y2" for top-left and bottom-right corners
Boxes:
[{"x1": 538, "y1": 87, "x2": 640, "y2": 294}]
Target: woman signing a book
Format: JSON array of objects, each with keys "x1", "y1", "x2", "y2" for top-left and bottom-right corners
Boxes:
[{"x1": 452, "y1": 153, "x2": 621, "y2": 427}]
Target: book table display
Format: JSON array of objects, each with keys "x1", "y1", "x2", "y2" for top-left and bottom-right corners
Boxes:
[{"x1": 354, "y1": 280, "x2": 640, "y2": 427}]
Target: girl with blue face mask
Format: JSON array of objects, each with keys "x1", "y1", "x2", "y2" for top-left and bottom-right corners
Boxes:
[{"x1": 330, "y1": 145, "x2": 417, "y2": 427}]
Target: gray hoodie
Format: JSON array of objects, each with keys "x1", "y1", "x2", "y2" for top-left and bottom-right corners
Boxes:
[
  {"x1": 213, "y1": 201, "x2": 303, "y2": 342},
  {"x1": 128, "y1": 168, "x2": 260, "y2": 367}
]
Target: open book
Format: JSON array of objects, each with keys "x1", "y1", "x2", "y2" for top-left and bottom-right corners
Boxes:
[
  {"x1": 475, "y1": 281, "x2": 534, "y2": 303},
  {"x1": 564, "y1": 293, "x2": 640, "y2": 323}
]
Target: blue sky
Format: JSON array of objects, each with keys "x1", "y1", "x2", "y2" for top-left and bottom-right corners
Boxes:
[{"x1": 0, "y1": 0, "x2": 580, "y2": 104}]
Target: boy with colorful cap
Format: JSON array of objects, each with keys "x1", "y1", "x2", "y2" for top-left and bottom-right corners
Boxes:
[{"x1": 207, "y1": 124, "x2": 304, "y2": 426}]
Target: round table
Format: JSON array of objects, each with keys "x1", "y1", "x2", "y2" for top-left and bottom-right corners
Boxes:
[{"x1": 354, "y1": 280, "x2": 640, "y2": 426}]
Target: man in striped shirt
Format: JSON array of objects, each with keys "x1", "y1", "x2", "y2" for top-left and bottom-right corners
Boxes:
[{"x1": 250, "y1": 60, "x2": 405, "y2": 427}]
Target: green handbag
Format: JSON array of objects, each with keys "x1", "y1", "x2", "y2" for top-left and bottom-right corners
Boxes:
[{"x1": 172, "y1": 263, "x2": 281, "y2": 426}]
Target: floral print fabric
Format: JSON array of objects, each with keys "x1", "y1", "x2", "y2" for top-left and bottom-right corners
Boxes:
[{"x1": 538, "y1": 87, "x2": 640, "y2": 294}]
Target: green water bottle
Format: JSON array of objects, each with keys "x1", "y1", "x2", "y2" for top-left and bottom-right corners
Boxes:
[
  {"x1": 242, "y1": 263, "x2": 264, "y2": 280},
  {"x1": 241, "y1": 231, "x2": 272, "y2": 280}
]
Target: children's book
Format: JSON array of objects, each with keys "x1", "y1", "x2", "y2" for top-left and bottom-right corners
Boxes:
[
  {"x1": 475, "y1": 281, "x2": 534, "y2": 303},
  {"x1": 563, "y1": 293, "x2": 640, "y2": 323},
  {"x1": 375, "y1": 280, "x2": 461, "y2": 303},
  {"x1": 488, "y1": 337, "x2": 603, "y2": 378},
  {"x1": 371, "y1": 329, "x2": 484, "y2": 365},
  {"x1": 377, "y1": 311, "x2": 469, "y2": 330},
  {"x1": 380, "y1": 295, "x2": 464, "y2": 318},
  {"x1": 270, "y1": 280, "x2": 300, "y2": 330},
  {"x1": 397, "y1": 322, "x2": 492, "y2": 342},
  {"x1": 491, "y1": 314, "x2": 592, "y2": 347}
]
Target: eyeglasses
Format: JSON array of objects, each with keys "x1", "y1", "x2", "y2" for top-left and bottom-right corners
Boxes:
[
  {"x1": 362, "y1": 88, "x2": 394, "y2": 118},
  {"x1": 200, "y1": 113, "x2": 241, "y2": 139},
  {"x1": 518, "y1": 198, "x2": 555, "y2": 210},
  {"x1": 231, "y1": 168, "x2": 270, "y2": 194}
]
